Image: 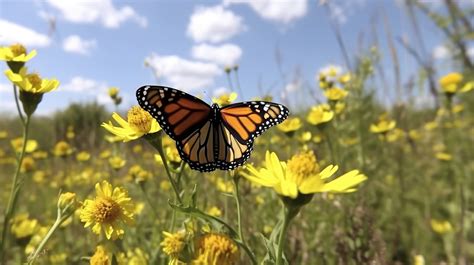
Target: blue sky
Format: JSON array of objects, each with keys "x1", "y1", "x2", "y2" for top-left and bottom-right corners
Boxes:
[{"x1": 0, "y1": 0, "x2": 470, "y2": 115}]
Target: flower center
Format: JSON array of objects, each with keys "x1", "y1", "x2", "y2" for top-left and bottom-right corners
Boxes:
[
  {"x1": 127, "y1": 106, "x2": 153, "y2": 133},
  {"x1": 287, "y1": 150, "x2": 319, "y2": 183},
  {"x1": 93, "y1": 197, "x2": 122, "y2": 223},
  {"x1": 27, "y1": 73, "x2": 43, "y2": 89},
  {"x1": 10, "y1": 43, "x2": 27, "y2": 57},
  {"x1": 198, "y1": 233, "x2": 238, "y2": 264}
]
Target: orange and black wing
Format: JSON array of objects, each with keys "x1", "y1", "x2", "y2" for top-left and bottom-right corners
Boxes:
[
  {"x1": 137, "y1": 85, "x2": 216, "y2": 171},
  {"x1": 216, "y1": 101, "x2": 289, "y2": 170},
  {"x1": 136, "y1": 85, "x2": 212, "y2": 141}
]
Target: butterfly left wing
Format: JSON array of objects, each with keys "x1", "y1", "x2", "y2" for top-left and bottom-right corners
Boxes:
[
  {"x1": 216, "y1": 101, "x2": 289, "y2": 170},
  {"x1": 137, "y1": 85, "x2": 216, "y2": 172},
  {"x1": 136, "y1": 85, "x2": 212, "y2": 141}
]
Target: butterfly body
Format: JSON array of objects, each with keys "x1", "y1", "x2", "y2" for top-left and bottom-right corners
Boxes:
[{"x1": 137, "y1": 85, "x2": 289, "y2": 172}]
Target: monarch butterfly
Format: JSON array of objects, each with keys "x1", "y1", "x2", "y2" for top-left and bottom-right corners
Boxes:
[{"x1": 136, "y1": 85, "x2": 289, "y2": 172}]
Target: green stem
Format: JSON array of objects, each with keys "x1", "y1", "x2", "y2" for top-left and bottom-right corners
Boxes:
[
  {"x1": 276, "y1": 206, "x2": 292, "y2": 265},
  {"x1": 231, "y1": 173, "x2": 245, "y2": 244},
  {"x1": 28, "y1": 210, "x2": 63, "y2": 264},
  {"x1": 13, "y1": 84, "x2": 25, "y2": 126},
  {"x1": 145, "y1": 134, "x2": 182, "y2": 204},
  {"x1": 0, "y1": 116, "x2": 30, "y2": 261}
]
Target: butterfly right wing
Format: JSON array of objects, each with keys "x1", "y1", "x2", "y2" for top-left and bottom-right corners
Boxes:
[{"x1": 136, "y1": 85, "x2": 212, "y2": 141}]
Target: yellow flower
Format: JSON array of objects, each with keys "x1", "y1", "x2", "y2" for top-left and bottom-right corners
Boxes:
[
  {"x1": 33, "y1": 170, "x2": 46, "y2": 183},
  {"x1": 90, "y1": 245, "x2": 110, "y2": 265},
  {"x1": 49, "y1": 252, "x2": 68, "y2": 264},
  {"x1": 370, "y1": 117, "x2": 396, "y2": 134},
  {"x1": 133, "y1": 144, "x2": 143, "y2": 153},
  {"x1": 58, "y1": 192, "x2": 77, "y2": 209},
  {"x1": 53, "y1": 141, "x2": 73, "y2": 157},
  {"x1": 80, "y1": 180, "x2": 135, "y2": 240},
  {"x1": 386, "y1": 128, "x2": 405, "y2": 142},
  {"x1": 306, "y1": 104, "x2": 334, "y2": 126},
  {"x1": 324, "y1": 87, "x2": 348, "y2": 101},
  {"x1": 435, "y1": 152, "x2": 452, "y2": 161},
  {"x1": 11, "y1": 138, "x2": 38, "y2": 153},
  {"x1": 207, "y1": 206, "x2": 222, "y2": 217},
  {"x1": 430, "y1": 219, "x2": 453, "y2": 234},
  {"x1": 160, "y1": 230, "x2": 186, "y2": 261},
  {"x1": 413, "y1": 255, "x2": 425, "y2": 265},
  {"x1": 120, "y1": 248, "x2": 149, "y2": 265},
  {"x1": 0, "y1": 43, "x2": 36, "y2": 62},
  {"x1": 102, "y1": 106, "x2": 160, "y2": 142},
  {"x1": 194, "y1": 233, "x2": 238, "y2": 265},
  {"x1": 243, "y1": 151, "x2": 367, "y2": 199},
  {"x1": 66, "y1": 125, "x2": 75, "y2": 140},
  {"x1": 109, "y1": 156, "x2": 126, "y2": 170},
  {"x1": 108, "y1": 87, "x2": 119, "y2": 98},
  {"x1": 32, "y1": 150, "x2": 48, "y2": 159},
  {"x1": 11, "y1": 213, "x2": 39, "y2": 239},
  {"x1": 277, "y1": 117, "x2": 302, "y2": 134},
  {"x1": 77, "y1": 151, "x2": 91, "y2": 162},
  {"x1": 20, "y1": 156, "x2": 35, "y2": 173},
  {"x1": 297, "y1": 131, "x2": 312, "y2": 143},
  {"x1": 160, "y1": 180, "x2": 171, "y2": 191},
  {"x1": 439, "y1": 72, "x2": 463, "y2": 94},
  {"x1": 212, "y1": 92, "x2": 238, "y2": 106},
  {"x1": 100, "y1": 149, "x2": 112, "y2": 159},
  {"x1": 5, "y1": 67, "x2": 59, "y2": 93},
  {"x1": 338, "y1": 73, "x2": 351, "y2": 84},
  {"x1": 0, "y1": 130, "x2": 8, "y2": 139}
]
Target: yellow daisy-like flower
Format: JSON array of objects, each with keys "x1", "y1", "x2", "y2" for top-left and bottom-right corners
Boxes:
[
  {"x1": 11, "y1": 213, "x2": 39, "y2": 239},
  {"x1": 243, "y1": 151, "x2": 367, "y2": 199},
  {"x1": 324, "y1": 87, "x2": 349, "y2": 101},
  {"x1": 32, "y1": 150, "x2": 48, "y2": 159},
  {"x1": 212, "y1": 92, "x2": 238, "y2": 106},
  {"x1": 20, "y1": 156, "x2": 36, "y2": 173},
  {"x1": 430, "y1": 219, "x2": 453, "y2": 234},
  {"x1": 370, "y1": 117, "x2": 396, "y2": 134},
  {"x1": 160, "y1": 230, "x2": 186, "y2": 262},
  {"x1": 5, "y1": 67, "x2": 59, "y2": 94},
  {"x1": 52, "y1": 141, "x2": 73, "y2": 157},
  {"x1": 11, "y1": 138, "x2": 38, "y2": 153},
  {"x1": 277, "y1": 117, "x2": 302, "y2": 134},
  {"x1": 108, "y1": 87, "x2": 119, "y2": 98},
  {"x1": 90, "y1": 245, "x2": 110, "y2": 265},
  {"x1": 306, "y1": 104, "x2": 334, "y2": 126},
  {"x1": 0, "y1": 43, "x2": 36, "y2": 62},
  {"x1": 413, "y1": 255, "x2": 425, "y2": 265},
  {"x1": 439, "y1": 72, "x2": 462, "y2": 94},
  {"x1": 435, "y1": 152, "x2": 452, "y2": 161},
  {"x1": 0, "y1": 130, "x2": 8, "y2": 139},
  {"x1": 109, "y1": 156, "x2": 126, "y2": 170},
  {"x1": 80, "y1": 180, "x2": 135, "y2": 240},
  {"x1": 76, "y1": 151, "x2": 91, "y2": 162},
  {"x1": 102, "y1": 106, "x2": 161, "y2": 142},
  {"x1": 207, "y1": 206, "x2": 222, "y2": 217},
  {"x1": 194, "y1": 233, "x2": 239, "y2": 265}
]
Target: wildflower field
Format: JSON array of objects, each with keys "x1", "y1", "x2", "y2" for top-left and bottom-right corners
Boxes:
[{"x1": 0, "y1": 1, "x2": 473, "y2": 264}]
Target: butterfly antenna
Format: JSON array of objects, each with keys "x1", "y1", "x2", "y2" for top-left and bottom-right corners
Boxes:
[{"x1": 202, "y1": 90, "x2": 213, "y2": 103}]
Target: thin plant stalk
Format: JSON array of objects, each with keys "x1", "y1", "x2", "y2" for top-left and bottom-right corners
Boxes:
[
  {"x1": 231, "y1": 172, "x2": 245, "y2": 244},
  {"x1": 0, "y1": 115, "x2": 30, "y2": 260},
  {"x1": 275, "y1": 206, "x2": 292, "y2": 265}
]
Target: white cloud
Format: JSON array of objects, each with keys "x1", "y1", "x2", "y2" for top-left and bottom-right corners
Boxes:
[
  {"x1": 0, "y1": 19, "x2": 51, "y2": 47},
  {"x1": 0, "y1": 83, "x2": 16, "y2": 113},
  {"x1": 62, "y1": 35, "x2": 97, "y2": 55},
  {"x1": 145, "y1": 53, "x2": 222, "y2": 91},
  {"x1": 191, "y1": 43, "x2": 242, "y2": 66},
  {"x1": 60, "y1": 76, "x2": 118, "y2": 104},
  {"x1": 187, "y1": 5, "x2": 245, "y2": 43},
  {"x1": 45, "y1": 0, "x2": 147, "y2": 28},
  {"x1": 225, "y1": 0, "x2": 308, "y2": 24},
  {"x1": 319, "y1": 0, "x2": 366, "y2": 25},
  {"x1": 468, "y1": 46, "x2": 474, "y2": 60},
  {"x1": 433, "y1": 44, "x2": 450, "y2": 60}
]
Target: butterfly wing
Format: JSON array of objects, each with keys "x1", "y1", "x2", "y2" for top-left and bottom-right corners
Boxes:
[
  {"x1": 216, "y1": 101, "x2": 289, "y2": 170},
  {"x1": 136, "y1": 85, "x2": 212, "y2": 141},
  {"x1": 137, "y1": 85, "x2": 216, "y2": 171}
]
